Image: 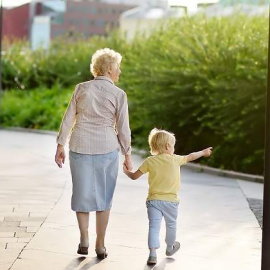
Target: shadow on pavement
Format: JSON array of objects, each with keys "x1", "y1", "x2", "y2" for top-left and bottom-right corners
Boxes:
[
  {"x1": 64, "y1": 256, "x2": 101, "y2": 270},
  {"x1": 143, "y1": 257, "x2": 175, "y2": 270}
]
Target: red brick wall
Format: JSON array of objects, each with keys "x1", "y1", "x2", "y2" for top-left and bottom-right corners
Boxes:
[
  {"x1": 2, "y1": 3, "x2": 42, "y2": 41},
  {"x1": 3, "y1": 4, "x2": 29, "y2": 40}
]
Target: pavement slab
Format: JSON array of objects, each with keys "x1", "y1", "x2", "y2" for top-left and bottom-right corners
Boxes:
[{"x1": 0, "y1": 130, "x2": 262, "y2": 270}]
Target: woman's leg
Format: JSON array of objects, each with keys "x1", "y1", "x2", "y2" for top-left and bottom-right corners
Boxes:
[
  {"x1": 76, "y1": 212, "x2": 90, "y2": 247},
  {"x1": 96, "y1": 210, "x2": 110, "y2": 249}
]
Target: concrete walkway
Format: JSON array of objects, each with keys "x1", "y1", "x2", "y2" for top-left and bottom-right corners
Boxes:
[{"x1": 0, "y1": 130, "x2": 262, "y2": 270}]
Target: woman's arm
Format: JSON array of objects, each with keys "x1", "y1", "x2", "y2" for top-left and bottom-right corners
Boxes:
[
  {"x1": 56, "y1": 85, "x2": 79, "y2": 147},
  {"x1": 116, "y1": 92, "x2": 132, "y2": 168},
  {"x1": 55, "y1": 85, "x2": 79, "y2": 168}
]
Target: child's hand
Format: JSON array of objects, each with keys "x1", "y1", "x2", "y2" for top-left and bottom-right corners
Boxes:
[
  {"x1": 122, "y1": 165, "x2": 143, "y2": 180},
  {"x1": 203, "y1": 147, "x2": 213, "y2": 157}
]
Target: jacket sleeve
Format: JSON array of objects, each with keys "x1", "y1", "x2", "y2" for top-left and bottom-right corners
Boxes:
[
  {"x1": 56, "y1": 84, "x2": 79, "y2": 146},
  {"x1": 115, "y1": 92, "x2": 132, "y2": 155}
]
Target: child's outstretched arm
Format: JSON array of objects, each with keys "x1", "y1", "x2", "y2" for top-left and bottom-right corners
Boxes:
[
  {"x1": 123, "y1": 164, "x2": 143, "y2": 180},
  {"x1": 186, "y1": 147, "x2": 213, "y2": 162}
]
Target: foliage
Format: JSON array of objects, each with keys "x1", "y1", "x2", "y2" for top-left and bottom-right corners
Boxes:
[
  {"x1": 1, "y1": 14, "x2": 268, "y2": 175},
  {"x1": 1, "y1": 85, "x2": 73, "y2": 130},
  {"x1": 119, "y1": 14, "x2": 267, "y2": 175},
  {"x1": 2, "y1": 36, "x2": 108, "y2": 90}
]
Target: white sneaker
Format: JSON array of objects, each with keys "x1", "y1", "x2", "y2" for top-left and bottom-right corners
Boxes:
[{"x1": 166, "y1": 241, "x2": 180, "y2": 256}]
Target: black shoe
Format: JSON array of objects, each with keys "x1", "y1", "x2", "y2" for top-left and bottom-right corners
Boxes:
[
  {"x1": 95, "y1": 247, "x2": 108, "y2": 259},
  {"x1": 147, "y1": 256, "x2": 157, "y2": 265},
  {"x1": 77, "y1": 244, "x2": 88, "y2": 255}
]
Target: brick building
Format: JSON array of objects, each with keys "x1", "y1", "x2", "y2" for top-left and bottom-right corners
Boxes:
[
  {"x1": 2, "y1": 3, "x2": 42, "y2": 41},
  {"x1": 51, "y1": 0, "x2": 134, "y2": 39},
  {"x1": 2, "y1": 0, "x2": 135, "y2": 42}
]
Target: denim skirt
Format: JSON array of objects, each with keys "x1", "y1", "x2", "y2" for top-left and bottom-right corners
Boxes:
[{"x1": 69, "y1": 149, "x2": 119, "y2": 212}]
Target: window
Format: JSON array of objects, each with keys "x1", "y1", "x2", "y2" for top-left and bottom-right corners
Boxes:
[{"x1": 97, "y1": 20, "x2": 103, "y2": 27}]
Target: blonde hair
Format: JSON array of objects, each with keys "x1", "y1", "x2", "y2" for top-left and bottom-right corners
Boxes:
[
  {"x1": 90, "y1": 48, "x2": 122, "y2": 77},
  {"x1": 148, "y1": 128, "x2": 176, "y2": 155}
]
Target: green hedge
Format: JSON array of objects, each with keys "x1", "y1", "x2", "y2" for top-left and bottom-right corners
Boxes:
[
  {"x1": 1, "y1": 85, "x2": 73, "y2": 130},
  {"x1": 119, "y1": 15, "x2": 267, "y2": 174},
  {"x1": 2, "y1": 36, "x2": 104, "y2": 89},
  {"x1": 1, "y1": 14, "x2": 268, "y2": 175}
]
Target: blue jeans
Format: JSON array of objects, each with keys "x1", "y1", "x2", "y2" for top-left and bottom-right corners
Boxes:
[{"x1": 146, "y1": 200, "x2": 179, "y2": 249}]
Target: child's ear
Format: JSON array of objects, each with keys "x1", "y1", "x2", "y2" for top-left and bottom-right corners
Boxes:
[{"x1": 165, "y1": 143, "x2": 170, "y2": 150}]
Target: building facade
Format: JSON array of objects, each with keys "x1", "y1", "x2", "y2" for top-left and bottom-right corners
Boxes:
[
  {"x1": 51, "y1": 0, "x2": 134, "y2": 39},
  {"x1": 2, "y1": 0, "x2": 135, "y2": 43},
  {"x1": 3, "y1": 3, "x2": 42, "y2": 41}
]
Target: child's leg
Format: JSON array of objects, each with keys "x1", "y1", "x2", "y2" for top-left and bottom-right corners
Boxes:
[
  {"x1": 163, "y1": 202, "x2": 179, "y2": 247},
  {"x1": 147, "y1": 201, "x2": 163, "y2": 254}
]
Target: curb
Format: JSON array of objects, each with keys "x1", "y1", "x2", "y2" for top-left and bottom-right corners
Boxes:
[
  {"x1": 1, "y1": 127, "x2": 264, "y2": 184},
  {"x1": 185, "y1": 162, "x2": 263, "y2": 183},
  {"x1": 0, "y1": 127, "x2": 58, "y2": 136}
]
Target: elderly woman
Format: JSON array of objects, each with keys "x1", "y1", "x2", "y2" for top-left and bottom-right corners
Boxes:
[{"x1": 55, "y1": 48, "x2": 132, "y2": 259}]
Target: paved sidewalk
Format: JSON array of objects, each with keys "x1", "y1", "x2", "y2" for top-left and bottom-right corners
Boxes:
[{"x1": 0, "y1": 130, "x2": 262, "y2": 270}]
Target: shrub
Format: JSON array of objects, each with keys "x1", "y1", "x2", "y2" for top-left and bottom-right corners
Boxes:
[
  {"x1": 1, "y1": 14, "x2": 267, "y2": 174},
  {"x1": 119, "y1": 14, "x2": 267, "y2": 174},
  {"x1": 1, "y1": 85, "x2": 73, "y2": 130}
]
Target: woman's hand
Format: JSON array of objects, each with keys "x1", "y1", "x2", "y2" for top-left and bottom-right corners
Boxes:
[
  {"x1": 55, "y1": 144, "x2": 65, "y2": 168},
  {"x1": 124, "y1": 154, "x2": 133, "y2": 171},
  {"x1": 123, "y1": 163, "x2": 128, "y2": 174}
]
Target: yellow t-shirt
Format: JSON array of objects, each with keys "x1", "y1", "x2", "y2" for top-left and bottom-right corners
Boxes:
[{"x1": 138, "y1": 154, "x2": 188, "y2": 202}]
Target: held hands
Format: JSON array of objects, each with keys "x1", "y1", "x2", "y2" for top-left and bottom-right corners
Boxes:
[
  {"x1": 55, "y1": 144, "x2": 65, "y2": 168},
  {"x1": 202, "y1": 147, "x2": 213, "y2": 157},
  {"x1": 123, "y1": 154, "x2": 133, "y2": 171},
  {"x1": 122, "y1": 161, "x2": 142, "y2": 180},
  {"x1": 123, "y1": 163, "x2": 129, "y2": 174}
]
